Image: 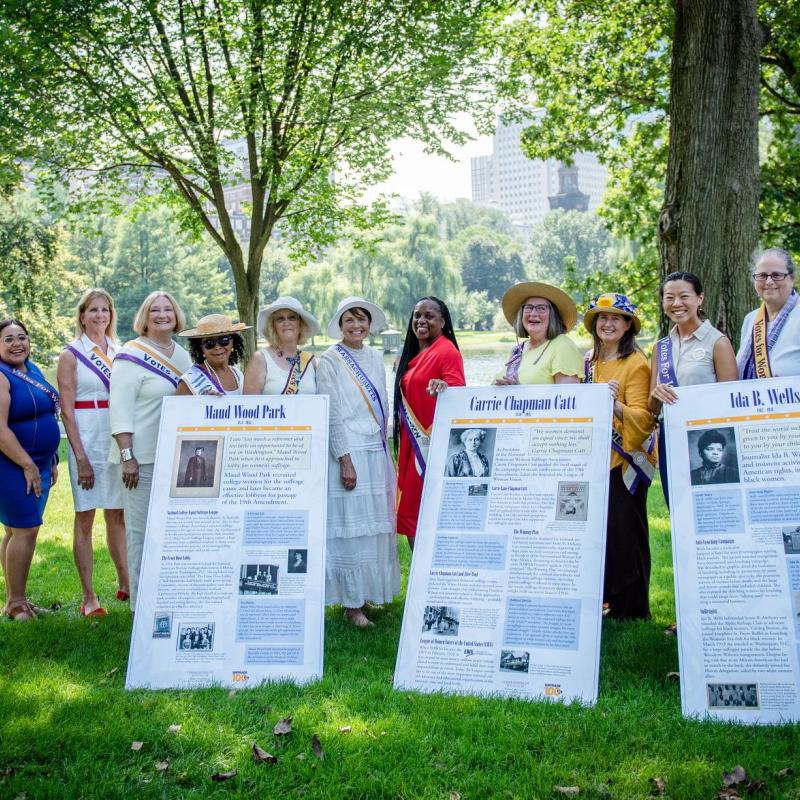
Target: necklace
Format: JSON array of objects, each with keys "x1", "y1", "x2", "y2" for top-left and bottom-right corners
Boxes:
[
  {"x1": 205, "y1": 361, "x2": 239, "y2": 393},
  {"x1": 143, "y1": 336, "x2": 174, "y2": 353}
]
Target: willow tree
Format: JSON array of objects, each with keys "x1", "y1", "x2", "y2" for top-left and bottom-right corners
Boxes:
[{"x1": 0, "y1": 0, "x2": 503, "y2": 353}]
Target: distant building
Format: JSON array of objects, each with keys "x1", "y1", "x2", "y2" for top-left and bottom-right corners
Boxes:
[
  {"x1": 470, "y1": 113, "x2": 607, "y2": 238},
  {"x1": 548, "y1": 164, "x2": 590, "y2": 213}
]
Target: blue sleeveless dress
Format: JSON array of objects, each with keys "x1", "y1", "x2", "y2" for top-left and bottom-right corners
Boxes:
[{"x1": 0, "y1": 361, "x2": 61, "y2": 527}]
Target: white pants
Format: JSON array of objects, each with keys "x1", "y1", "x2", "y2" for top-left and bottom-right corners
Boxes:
[{"x1": 121, "y1": 463, "x2": 154, "y2": 609}]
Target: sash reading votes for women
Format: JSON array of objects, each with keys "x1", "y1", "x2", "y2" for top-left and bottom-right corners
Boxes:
[
  {"x1": 331, "y1": 344, "x2": 387, "y2": 438},
  {"x1": 66, "y1": 344, "x2": 113, "y2": 391},
  {"x1": 655, "y1": 334, "x2": 679, "y2": 387},
  {"x1": 180, "y1": 364, "x2": 224, "y2": 396},
  {"x1": 282, "y1": 351, "x2": 315, "y2": 395},
  {"x1": 398, "y1": 391, "x2": 431, "y2": 478},
  {"x1": 738, "y1": 291, "x2": 798, "y2": 380},
  {"x1": 0, "y1": 362, "x2": 61, "y2": 417},
  {"x1": 114, "y1": 340, "x2": 182, "y2": 387},
  {"x1": 584, "y1": 355, "x2": 654, "y2": 494}
]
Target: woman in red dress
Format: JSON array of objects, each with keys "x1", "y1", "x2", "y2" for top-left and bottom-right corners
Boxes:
[{"x1": 393, "y1": 297, "x2": 465, "y2": 550}]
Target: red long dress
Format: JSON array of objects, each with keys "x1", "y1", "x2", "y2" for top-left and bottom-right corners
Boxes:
[{"x1": 396, "y1": 335, "x2": 465, "y2": 537}]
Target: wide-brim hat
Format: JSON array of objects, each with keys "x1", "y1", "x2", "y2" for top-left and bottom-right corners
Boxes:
[
  {"x1": 583, "y1": 292, "x2": 641, "y2": 334},
  {"x1": 180, "y1": 314, "x2": 251, "y2": 338},
  {"x1": 326, "y1": 296, "x2": 387, "y2": 339},
  {"x1": 501, "y1": 281, "x2": 578, "y2": 331},
  {"x1": 257, "y1": 296, "x2": 320, "y2": 339}
]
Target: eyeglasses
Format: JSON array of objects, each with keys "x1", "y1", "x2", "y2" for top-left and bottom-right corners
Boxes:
[
  {"x1": 2, "y1": 333, "x2": 29, "y2": 345},
  {"x1": 522, "y1": 304, "x2": 550, "y2": 314},
  {"x1": 201, "y1": 336, "x2": 232, "y2": 349},
  {"x1": 752, "y1": 272, "x2": 791, "y2": 283}
]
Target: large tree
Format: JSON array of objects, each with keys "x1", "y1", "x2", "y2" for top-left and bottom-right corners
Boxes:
[{"x1": 0, "y1": 0, "x2": 502, "y2": 353}]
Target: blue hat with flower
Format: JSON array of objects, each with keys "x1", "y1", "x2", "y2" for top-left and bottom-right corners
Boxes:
[{"x1": 583, "y1": 292, "x2": 641, "y2": 334}]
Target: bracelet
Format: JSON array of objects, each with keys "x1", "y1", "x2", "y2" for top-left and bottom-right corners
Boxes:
[{"x1": 120, "y1": 447, "x2": 135, "y2": 462}]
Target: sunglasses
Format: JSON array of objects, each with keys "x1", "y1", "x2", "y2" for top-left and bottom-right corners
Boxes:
[{"x1": 201, "y1": 336, "x2": 233, "y2": 350}]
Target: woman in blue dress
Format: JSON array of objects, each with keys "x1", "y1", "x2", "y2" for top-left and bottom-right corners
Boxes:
[{"x1": 0, "y1": 319, "x2": 61, "y2": 621}]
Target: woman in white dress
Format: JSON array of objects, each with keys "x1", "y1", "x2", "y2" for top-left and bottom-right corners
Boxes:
[
  {"x1": 57, "y1": 289, "x2": 129, "y2": 617},
  {"x1": 243, "y1": 297, "x2": 319, "y2": 395},
  {"x1": 176, "y1": 314, "x2": 249, "y2": 396},
  {"x1": 316, "y1": 297, "x2": 400, "y2": 627}
]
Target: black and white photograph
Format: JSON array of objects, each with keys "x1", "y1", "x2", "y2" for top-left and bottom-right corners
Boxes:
[
  {"x1": 287, "y1": 548, "x2": 308, "y2": 574},
  {"x1": 444, "y1": 427, "x2": 496, "y2": 478},
  {"x1": 783, "y1": 525, "x2": 800, "y2": 555},
  {"x1": 500, "y1": 649, "x2": 530, "y2": 673},
  {"x1": 177, "y1": 622, "x2": 215, "y2": 651},
  {"x1": 555, "y1": 481, "x2": 589, "y2": 521},
  {"x1": 239, "y1": 563, "x2": 279, "y2": 595},
  {"x1": 688, "y1": 427, "x2": 740, "y2": 486},
  {"x1": 170, "y1": 435, "x2": 224, "y2": 498},
  {"x1": 421, "y1": 605, "x2": 460, "y2": 636},
  {"x1": 706, "y1": 683, "x2": 759, "y2": 709},
  {"x1": 152, "y1": 612, "x2": 172, "y2": 639},
  {"x1": 468, "y1": 483, "x2": 488, "y2": 497}
]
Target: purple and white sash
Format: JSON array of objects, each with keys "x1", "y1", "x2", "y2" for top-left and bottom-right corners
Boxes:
[
  {"x1": 655, "y1": 335, "x2": 679, "y2": 387},
  {"x1": 737, "y1": 291, "x2": 798, "y2": 379},
  {"x1": 180, "y1": 364, "x2": 225, "y2": 396},
  {"x1": 399, "y1": 392, "x2": 430, "y2": 478},
  {"x1": 114, "y1": 340, "x2": 181, "y2": 387},
  {"x1": 0, "y1": 362, "x2": 61, "y2": 417},
  {"x1": 332, "y1": 344, "x2": 387, "y2": 436},
  {"x1": 66, "y1": 343, "x2": 112, "y2": 391},
  {"x1": 503, "y1": 341, "x2": 525, "y2": 382}
]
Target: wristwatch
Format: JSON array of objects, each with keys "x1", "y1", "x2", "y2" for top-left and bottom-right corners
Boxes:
[{"x1": 120, "y1": 448, "x2": 135, "y2": 462}]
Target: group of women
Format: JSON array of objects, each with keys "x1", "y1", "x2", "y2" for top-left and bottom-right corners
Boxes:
[{"x1": 1, "y1": 247, "x2": 797, "y2": 623}]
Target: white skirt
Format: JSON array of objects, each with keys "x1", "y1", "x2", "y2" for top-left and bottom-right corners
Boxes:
[
  {"x1": 67, "y1": 408, "x2": 124, "y2": 512},
  {"x1": 325, "y1": 435, "x2": 400, "y2": 607}
]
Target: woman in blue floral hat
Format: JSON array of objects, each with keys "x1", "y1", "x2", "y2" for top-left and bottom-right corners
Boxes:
[{"x1": 583, "y1": 293, "x2": 657, "y2": 620}]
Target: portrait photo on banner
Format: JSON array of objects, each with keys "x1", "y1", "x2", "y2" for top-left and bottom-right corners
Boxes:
[
  {"x1": 170, "y1": 435, "x2": 224, "y2": 497},
  {"x1": 687, "y1": 426, "x2": 740, "y2": 487},
  {"x1": 443, "y1": 427, "x2": 497, "y2": 479}
]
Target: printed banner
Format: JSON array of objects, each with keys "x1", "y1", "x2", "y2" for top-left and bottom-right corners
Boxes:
[
  {"x1": 394, "y1": 384, "x2": 613, "y2": 704},
  {"x1": 664, "y1": 378, "x2": 800, "y2": 723},
  {"x1": 126, "y1": 395, "x2": 329, "y2": 689}
]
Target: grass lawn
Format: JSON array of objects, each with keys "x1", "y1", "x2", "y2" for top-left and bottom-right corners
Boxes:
[{"x1": 1, "y1": 476, "x2": 799, "y2": 800}]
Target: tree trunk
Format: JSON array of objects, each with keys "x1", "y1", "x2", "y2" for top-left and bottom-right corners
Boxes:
[{"x1": 659, "y1": 0, "x2": 763, "y2": 346}]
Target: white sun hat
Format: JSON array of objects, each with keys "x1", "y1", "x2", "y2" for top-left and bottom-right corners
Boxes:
[
  {"x1": 325, "y1": 296, "x2": 388, "y2": 339},
  {"x1": 257, "y1": 296, "x2": 320, "y2": 339}
]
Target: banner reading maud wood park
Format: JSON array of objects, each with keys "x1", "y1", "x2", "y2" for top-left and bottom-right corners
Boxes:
[
  {"x1": 665, "y1": 378, "x2": 800, "y2": 723},
  {"x1": 126, "y1": 395, "x2": 328, "y2": 689},
  {"x1": 394, "y1": 384, "x2": 613, "y2": 704}
]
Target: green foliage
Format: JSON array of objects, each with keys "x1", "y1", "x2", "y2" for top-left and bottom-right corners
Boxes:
[{"x1": 452, "y1": 225, "x2": 525, "y2": 302}]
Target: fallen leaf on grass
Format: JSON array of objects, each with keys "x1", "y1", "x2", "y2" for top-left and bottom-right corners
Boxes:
[
  {"x1": 130, "y1": 741, "x2": 143, "y2": 751},
  {"x1": 380, "y1": 731, "x2": 386, "y2": 737},
  {"x1": 13, "y1": 793, "x2": 26, "y2": 800},
  {"x1": 252, "y1": 743, "x2": 277, "y2": 764},
  {"x1": 338, "y1": 725, "x2": 351, "y2": 734},
  {"x1": 228, "y1": 689, "x2": 237, "y2": 698},
  {"x1": 449, "y1": 792, "x2": 461, "y2": 800},
  {"x1": 649, "y1": 776, "x2": 666, "y2": 795},
  {"x1": 663, "y1": 623, "x2": 677, "y2": 636},
  {"x1": 311, "y1": 734, "x2": 324, "y2": 761},
  {"x1": 775, "y1": 767, "x2": 793, "y2": 779},
  {"x1": 211, "y1": 770, "x2": 237, "y2": 782},
  {"x1": 554, "y1": 787, "x2": 580, "y2": 796},
  {"x1": 666, "y1": 671, "x2": 680, "y2": 681},
  {"x1": 273, "y1": 715, "x2": 293, "y2": 736},
  {"x1": 167, "y1": 724, "x2": 182, "y2": 733},
  {"x1": 105, "y1": 667, "x2": 119, "y2": 678},
  {"x1": 155, "y1": 759, "x2": 170, "y2": 773},
  {"x1": 723, "y1": 766, "x2": 748, "y2": 787},
  {"x1": 745, "y1": 780, "x2": 765, "y2": 794},
  {"x1": 716, "y1": 789, "x2": 741, "y2": 800},
  {"x1": 296, "y1": 753, "x2": 307, "y2": 761}
]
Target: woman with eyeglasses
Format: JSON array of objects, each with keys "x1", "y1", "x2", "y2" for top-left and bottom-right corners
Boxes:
[
  {"x1": 648, "y1": 272, "x2": 738, "y2": 506},
  {"x1": 737, "y1": 248, "x2": 800, "y2": 379},
  {"x1": 176, "y1": 315, "x2": 249, "y2": 396},
  {"x1": 0, "y1": 319, "x2": 61, "y2": 621},
  {"x1": 494, "y1": 281, "x2": 583, "y2": 386},
  {"x1": 109, "y1": 291, "x2": 192, "y2": 609},
  {"x1": 57, "y1": 289, "x2": 129, "y2": 617}
]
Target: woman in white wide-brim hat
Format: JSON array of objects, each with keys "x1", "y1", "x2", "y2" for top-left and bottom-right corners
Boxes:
[
  {"x1": 243, "y1": 296, "x2": 320, "y2": 395},
  {"x1": 494, "y1": 281, "x2": 583, "y2": 385},
  {"x1": 315, "y1": 297, "x2": 400, "y2": 627},
  {"x1": 176, "y1": 314, "x2": 250, "y2": 396}
]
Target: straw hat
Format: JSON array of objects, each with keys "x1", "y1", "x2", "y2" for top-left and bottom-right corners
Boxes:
[
  {"x1": 180, "y1": 314, "x2": 250, "y2": 338},
  {"x1": 325, "y1": 296, "x2": 387, "y2": 339},
  {"x1": 501, "y1": 281, "x2": 578, "y2": 331},
  {"x1": 583, "y1": 292, "x2": 641, "y2": 335},
  {"x1": 257, "y1": 296, "x2": 320, "y2": 338}
]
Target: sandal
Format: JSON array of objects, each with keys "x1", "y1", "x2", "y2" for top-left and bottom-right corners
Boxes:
[
  {"x1": 344, "y1": 608, "x2": 374, "y2": 628},
  {"x1": 5, "y1": 600, "x2": 38, "y2": 621},
  {"x1": 81, "y1": 601, "x2": 108, "y2": 618},
  {"x1": 116, "y1": 590, "x2": 130, "y2": 602}
]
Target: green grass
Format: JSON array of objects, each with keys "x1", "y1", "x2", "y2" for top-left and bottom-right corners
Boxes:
[{"x1": 1, "y1": 480, "x2": 799, "y2": 799}]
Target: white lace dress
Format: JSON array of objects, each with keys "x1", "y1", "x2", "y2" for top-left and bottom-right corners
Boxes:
[{"x1": 316, "y1": 343, "x2": 400, "y2": 607}]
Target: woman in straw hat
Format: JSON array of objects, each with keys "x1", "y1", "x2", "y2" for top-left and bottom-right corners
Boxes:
[
  {"x1": 57, "y1": 288, "x2": 128, "y2": 617},
  {"x1": 243, "y1": 296, "x2": 319, "y2": 396},
  {"x1": 316, "y1": 297, "x2": 400, "y2": 627},
  {"x1": 583, "y1": 293, "x2": 657, "y2": 620},
  {"x1": 494, "y1": 282, "x2": 583, "y2": 385},
  {"x1": 176, "y1": 314, "x2": 249, "y2": 396}
]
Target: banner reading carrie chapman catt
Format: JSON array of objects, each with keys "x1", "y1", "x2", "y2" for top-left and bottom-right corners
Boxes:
[
  {"x1": 394, "y1": 384, "x2": 613, "y2": 704},
  {"x1": 126, "y1": 395, "x2": 328, "y2": 689},
  {"x1": 665, "y1": 378, "x2": 800, "y2": 723}
]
